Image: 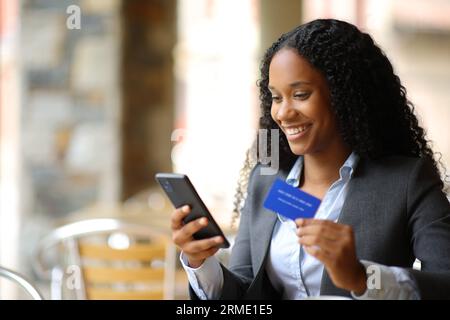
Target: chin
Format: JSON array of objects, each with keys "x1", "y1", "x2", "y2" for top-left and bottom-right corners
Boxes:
[{"x1": 287, "y1": 143, "x2": 309, "y2": 156}]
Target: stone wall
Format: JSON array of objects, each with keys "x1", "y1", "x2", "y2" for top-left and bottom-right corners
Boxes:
[{"x1": 20, "y1": 0, "x2": 121, "y2": 270}]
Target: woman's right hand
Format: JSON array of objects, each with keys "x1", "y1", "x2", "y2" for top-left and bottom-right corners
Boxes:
[{"x1": 171, "y1": 205, "x2": 224, "y2": 268}]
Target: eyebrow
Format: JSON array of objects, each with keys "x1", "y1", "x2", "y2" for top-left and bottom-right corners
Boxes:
[{"x1": 268, "y1": 81, "x2": 311, "y2": 90}]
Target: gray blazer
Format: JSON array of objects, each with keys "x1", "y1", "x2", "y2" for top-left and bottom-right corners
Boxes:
[{"x1": 191, "y1": 156, "x2": 450, "y2": 299}]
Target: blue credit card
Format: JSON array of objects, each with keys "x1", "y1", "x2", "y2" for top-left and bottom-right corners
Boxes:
[{"x1": 263, "y1": 179, "x2": 321, "y2": 220}]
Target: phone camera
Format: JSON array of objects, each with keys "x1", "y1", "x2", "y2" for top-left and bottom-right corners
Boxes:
[{"x1": 163, "y1": 180, "x2": 173, "y2": 192}]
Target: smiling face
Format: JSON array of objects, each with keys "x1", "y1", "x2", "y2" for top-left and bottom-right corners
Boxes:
[{"x1": 269, "y1": 48, "x2": 344, "y2": 156}]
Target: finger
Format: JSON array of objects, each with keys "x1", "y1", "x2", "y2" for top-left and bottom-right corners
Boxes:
[
  {"x1": 187, "y1": 246, "x2": 220, "y2": 261},
  {"x1": 303, "y1": 245, "x2": 333, "y2": 265},
  {"x1": 295, "y1": 218, "x2": 337, "y2": 228},
  {"x1": 298, "y1": 234, "x2": 337, "y2": 253},
  {"x1": 296, "y1": 225, "x2": 340, "y2": 241},
  {"x1": 171, "y1": 205, "x2": 191, "y2": 230},
  {"x1": 183, "y1": 236, "x2": 224, "y2": 254},
  {"x1": 296, "y1": 219, "x2": 350, "y2": 237},
  {"x1": 175, "y1": 217, "x2": 209, "y2": 244}
]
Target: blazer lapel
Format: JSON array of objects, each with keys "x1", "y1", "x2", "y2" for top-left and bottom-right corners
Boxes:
[
  {"x1": 251, "y1": 166, "x2": 290, "y2": 283},
  {"x1": 245, "y1": 210, "x2": 279, "y2": 299},
  {"x1": 252, "y1": 206, "x2": 278, "y2": 274}
]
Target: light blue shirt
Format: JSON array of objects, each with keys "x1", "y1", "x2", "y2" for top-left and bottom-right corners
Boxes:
[
  {"x1": 181, "y1": 152, "x2": 420, "y2": 299},
  {"x1": 266, "y1": 152, "x2": 359, "y2": 298}
]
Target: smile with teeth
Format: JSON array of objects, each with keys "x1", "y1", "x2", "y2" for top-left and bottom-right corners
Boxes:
[{"x1": 285, "y1": 124, "x2": 311, "y2": 135}]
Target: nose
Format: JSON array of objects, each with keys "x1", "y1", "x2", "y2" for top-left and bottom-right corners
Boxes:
[{"x1": 275, "y1": 99, "x2": 297, "y2": 121}]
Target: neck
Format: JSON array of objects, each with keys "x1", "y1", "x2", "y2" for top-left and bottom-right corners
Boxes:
[{"x1": 302, "y1": 143, "x2": 352, "y2": 188}]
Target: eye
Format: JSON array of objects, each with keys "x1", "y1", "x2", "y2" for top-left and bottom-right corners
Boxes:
[
  {"x1": 271, "y1": 96, "x2": 282, "y2": 103},
  {"x1": 294, "y1": 92, "x2": 310, "y2": 100}
]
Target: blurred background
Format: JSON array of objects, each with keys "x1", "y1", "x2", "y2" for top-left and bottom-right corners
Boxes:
[{"x1": 0, "y1": 0, "x2": 449, "y2": 299}]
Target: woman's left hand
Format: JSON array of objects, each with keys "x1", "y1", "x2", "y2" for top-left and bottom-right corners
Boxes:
[{"x1": 295, "y1": 218, "x2": 367, "y2": 294}]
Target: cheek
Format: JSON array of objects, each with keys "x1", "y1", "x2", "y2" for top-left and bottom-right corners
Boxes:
[
  {"x1": 309, "y1": 96, "x2": 334, "y2": 127},
  {"x1": 315, "y1": 112, "x2": 340, "y2": 145},
  {"x1": 270, "y1": 104, "x2": 278, "y2": 122},
  {"x1": 320, "y1": 105, "x2": 338, "y2": 130}
]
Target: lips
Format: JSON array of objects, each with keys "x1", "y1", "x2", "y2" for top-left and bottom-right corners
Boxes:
[
  {"x1": 282, "y1": 123, "x2": 313, "y2": 141},
  {"x1": 282, "y1": 123, "x2": 312, "y2": 135}
]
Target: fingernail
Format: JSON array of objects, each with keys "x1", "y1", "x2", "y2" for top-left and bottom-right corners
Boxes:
[
  {"x1": 199, "y1": 218, "x2": 208, "y2": 225},
  {"x1": 182, "y1": 205, "x2": 190, "y2": 212},
  {"x1": 215, "y1": 236, "x2": 223, "y2": 243},
  {"x1": 296, "y1": 218, "x2": 304, "y2": 225}
]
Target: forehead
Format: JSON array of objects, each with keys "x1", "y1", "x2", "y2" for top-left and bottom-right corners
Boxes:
[{"x1": 269, "y1": 48, "x2": 320, "y2": 85}]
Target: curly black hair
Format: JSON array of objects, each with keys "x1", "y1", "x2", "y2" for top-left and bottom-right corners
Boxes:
[
  {"x1": 230, "y1": 19, "x2": 448, "y2": 228},
  {"x1": 259, "y1": 19, "x2": 447, "y2": 176}
]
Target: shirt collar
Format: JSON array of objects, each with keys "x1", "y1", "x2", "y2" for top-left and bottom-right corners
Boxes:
[{"x1": 286, "y1": 151, "x2": 360, "y2": 188}]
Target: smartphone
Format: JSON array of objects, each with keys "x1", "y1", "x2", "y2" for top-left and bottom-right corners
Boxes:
[{"x1": 155, "y1": 173, "x2": 230, "y2": 248}]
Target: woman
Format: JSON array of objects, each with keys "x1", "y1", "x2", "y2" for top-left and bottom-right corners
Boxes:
[{"x1": 171, "y1": 19, "x2": 450, "y2": 299}]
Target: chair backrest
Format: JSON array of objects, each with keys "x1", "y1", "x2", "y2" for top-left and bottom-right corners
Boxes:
[
  {"x1": 79, "y1": 240, "x2": 168, "y2": 300},
  {"x1": 0, "y1": 265, "x2": 44, "y2": 300},
  {"x1": 33, "y1": 218, "x2": 176, "y2": 300}
]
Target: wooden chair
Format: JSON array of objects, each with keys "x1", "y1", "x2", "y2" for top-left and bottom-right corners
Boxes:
[
  {"x1": 80, "y1": 240, "x2": 169, "y2": 300},
  {"x1": 33, "y1": 218, "x2": 176, "y2": 300}
]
